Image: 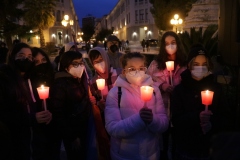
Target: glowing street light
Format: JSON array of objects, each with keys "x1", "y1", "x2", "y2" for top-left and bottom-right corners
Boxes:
[
  {"x1": 170, "y1": 14, "x2": 183, "y2": 33},
  {"x1": 61, "y1": 14, "x2": 74, "y2": 43},
  {"x1": 144, "y1": 26, "x2": 148, "y2": 39}
]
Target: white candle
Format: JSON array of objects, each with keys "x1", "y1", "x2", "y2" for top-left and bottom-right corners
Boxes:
[
  {"x1": 165, "y1": 61, "x2": 174, "y2": 71},
  {"x1": 96, "y1": 79, "x2": 105, "y2": 90},
  {"x1": 165, "y1": 61, "x2": 174, "y2": 86}
]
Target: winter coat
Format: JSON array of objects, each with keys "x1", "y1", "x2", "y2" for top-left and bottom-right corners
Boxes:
[
  {"x1": 0, "y1": 64, "x2": 34, "y2": 160},
  {"x1": 49, "y1": 71, "x2": 91, "y2": 141},
  {"x1": 171, "y1": 69, "x2": 231, "y2": 158},
  {"x1": 147, "y1": 60, "x2": 186, "y2": 118},
  {"x1": 105, "y1": 74, "x2": 168, "y2": 160}
]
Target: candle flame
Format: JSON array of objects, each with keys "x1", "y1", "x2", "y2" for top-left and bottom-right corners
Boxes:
[{"x1": 41, "y1": 85, "x2": 44, "y2": 89}]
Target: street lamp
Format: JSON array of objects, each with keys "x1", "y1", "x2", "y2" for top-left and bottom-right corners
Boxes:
[
  {"x1": 170, "y1": 14, "x2": 183, "y2": 33},
  {"x1": 144, "y1": 26, "x2": 148, "y2": 39},
  {"x1": 61, "y1": 14, "x2": 74, "y2": 43}
]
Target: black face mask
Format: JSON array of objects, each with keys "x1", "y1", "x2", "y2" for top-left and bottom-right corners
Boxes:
[
  {"x1": 15, "y1": 58, "x2": 33, "y2": 72},
  {"x1": 109, "y1": 44, "x2": 119, "y2": 53},
  {"x1": 33, "y1": 63, "x2": 48, "y2": 75}
]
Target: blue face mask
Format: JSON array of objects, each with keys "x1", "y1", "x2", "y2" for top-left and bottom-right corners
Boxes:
[{"x1": 191, "y1": 66, "x2": 208, "y2": 79}]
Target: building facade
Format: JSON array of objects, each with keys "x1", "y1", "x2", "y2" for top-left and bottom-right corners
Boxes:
[
  {"x1": 106, "y1": 0, "x2": 158, "y2": 43},
  {"x1": 27, "y1": 0, "x2": 80, "y2": 47}
]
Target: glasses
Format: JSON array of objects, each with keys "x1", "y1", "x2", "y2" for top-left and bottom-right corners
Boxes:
[
  {"x1": 71, "y1": 62, "x2": 85, "y2": 68},
  {"x1": 125, "y1": 67, "x2": 147, "y2": 76},
  {"x1": 34, "y1": 58, "x2": 47, "y2": 65}
]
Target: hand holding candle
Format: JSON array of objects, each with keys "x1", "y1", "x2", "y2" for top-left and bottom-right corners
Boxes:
[
  {"x1": 37, "y1": 85, "x2": 49, "y2": 110},
  {"x1": 165, "y1": 61, "x2": 174, "y2": 86},
  {"x1": 140, "y1": 86, "x2": 154, "y2": 108},
  {"x1": 201, "y1": 90, "x2": 214, "y2": 111},
  {"x1": 96, "y1": 78, "x2": 105, "y2": 100}
]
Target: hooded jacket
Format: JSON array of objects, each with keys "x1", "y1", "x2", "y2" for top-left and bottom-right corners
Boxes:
[
  {"x1": 147, "y1": 60, "x2": 186, "y2": 118},
  {"x1": 171, "y1": 69, "x2": 230, "y2": 158},
  {"x1": 105, "y1": 74, "x2": 168, "y2": 160},
  {"x1": 89, "y1": 47, "x2": 118, "y2": 100}
]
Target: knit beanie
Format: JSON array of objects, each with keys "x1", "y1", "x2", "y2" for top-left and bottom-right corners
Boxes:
[{"x1": 187, "y1": 44, "x2": 209, "y2": 63}]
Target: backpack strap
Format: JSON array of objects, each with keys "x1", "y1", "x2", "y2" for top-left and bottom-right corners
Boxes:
[{"x1": 118, "y1": 87, "x2": 122, "y2": 108}]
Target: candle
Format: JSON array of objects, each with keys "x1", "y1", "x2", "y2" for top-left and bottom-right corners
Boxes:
[
  {"x1": 165, "y1": 61, "x2": 174, "y2": 71},
  {"x1": 96, "y1": 79, "x2": 105, "y2": 90},
  {"x1": 37, "y1": 85, "x2": 49, "y2": 99},
  {"x1": 165, "y1": 61, "x2": 174, "y2": 86},
  {"x1": 37, "y1": 85, "x2": 49, "y2": 110},
  {"x1": 96, "y1": 79, "x2": 105, "y2": 100},
  {"x1": 140, "y1": 86, "x2": 154, "y2": 102},
  {"x1": 201, "y1": 90, "x2": 214, "y2": 111}
]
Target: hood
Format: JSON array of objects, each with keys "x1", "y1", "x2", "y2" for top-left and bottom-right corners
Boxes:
[
  {"x1": 65, "y1": 42, "x2": 75, "y2": 52},
  {"x1": 89, "y1": 47, "x2": 110, "y2": 79},
  {"x1": 114, "y1": 74, "x2": 153, "y2": 96},
  {"x1": 54, "y1": 71, "x2": 73, "y2": 79}
]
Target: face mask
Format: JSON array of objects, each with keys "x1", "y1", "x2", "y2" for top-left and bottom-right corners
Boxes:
[
  {"x1": 68, "y1": 65, "x2": 85, "y2": 78},
  {"x1": 109, "y1": 44, "x2": 119, "y2": 53},
  {"x1": 15, "y1": 58, "x2": 33, "y2": 72},
  {"x1": 191, "y1": 66, "x2": 208, "y2": 79},
  {"x1": 94, "y1": 61, "x2": 105, "y2": 73},
  {"x1": 165, "y1": 44, "x2": 177, "y2": 55},
  {"x1": 126, "y1": 71, "x2": 146, "y2": 86},
  {"x1": 33, "y1": 63, "x2": 48, "y2": 74}
]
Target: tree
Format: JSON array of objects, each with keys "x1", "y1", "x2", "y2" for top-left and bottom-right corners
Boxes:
[
  {"x1": 149, "y1": 0, "x2": 197, "y2": 31},
  {"x1": 81, "y1": 24, "x2": 95, "y2": 42},
  {"x1": 24, "y1": 0, "x2": 55, "y2": 48},
  {"x1": 95, "y1": 28, "x2": 113, "y2": 42},
  {"x1": 178, "y1": 25, "x2": 218, "y2": 57},
  {"x1": 0, "y1": 0, "x2": 32, "y2": 49}
]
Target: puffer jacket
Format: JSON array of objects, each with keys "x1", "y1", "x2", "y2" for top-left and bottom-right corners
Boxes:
[
  {"x1": 147, "y1": 60, "x2": 186, "y2": 118},
  {"x1": 105, "y1": 74, "x2": 169, "y2": 160}
]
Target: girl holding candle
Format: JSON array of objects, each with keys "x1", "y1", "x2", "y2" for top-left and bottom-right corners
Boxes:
[
  {"x1": 48, "y1": 51, "x2": 97, "y2": 160},
  {"x1": 0, "y1": 43, "x2": 52, "y2": 159},
  {"x1": 171, "y1": 44, "x2": 231, "y2": 160},
  {"x1": 88, "y1": 47, "x2": 119, "y2": 111},
  {"x1": 28, "y1": 47, "x2": 54, "y2": 159},
  {"x1": 147, "y1": 31, "x2": 187, "y2": 159},
  {"x1": 105, "y1": 52, "x2": 168, "y2": 160}
]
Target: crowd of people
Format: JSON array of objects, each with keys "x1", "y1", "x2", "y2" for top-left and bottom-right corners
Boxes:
[{"x1": 0, "y1": 31, "x2": 238, "y2": 160}]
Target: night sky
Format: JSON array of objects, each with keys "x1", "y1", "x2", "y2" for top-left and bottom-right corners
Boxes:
[{"x1": 73, "y1": 0, "x2": 118, "y2": 27}]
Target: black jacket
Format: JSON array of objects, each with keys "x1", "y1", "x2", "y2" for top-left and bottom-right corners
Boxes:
[
  {"x1": 171, "y1": 69, "x2": 231, "y2": 158},
  {"x1": 49, "y1": 71, "x2": 91, "y2": 141},
  {"x1": 0, "y1": 64, "x2": 33, "y2": 160}
]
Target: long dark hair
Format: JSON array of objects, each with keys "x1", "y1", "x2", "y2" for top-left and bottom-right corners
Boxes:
[
  {"x1": 7, "y1": 43, "x2": 32, "y2": 70},
  {"x1": 155, "y1": 31, "x2": 187, "y2": 70}
]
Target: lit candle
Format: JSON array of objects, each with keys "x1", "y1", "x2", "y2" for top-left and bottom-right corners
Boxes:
[
  {"x1": 165, "y1": 61, "x2": 174, "y2": 86},
  {"x1": 201, "y1": 90, "x2": 214, "y2": 111},
  {"x1": 96, "y1": 79, "x2": 105, "y2": 90},
  {"x1": 96, "y1": 79, "x2": 105, "y2": 100},
  {"x1": 140, "y1": 86, "x2": 154, "y2": 107},
  {"x1": 165, "y1": 61, "x2": 174, "y2": 71},
  {"x1": 37, "y1": 85, "x2": 49, "y2": 110}
]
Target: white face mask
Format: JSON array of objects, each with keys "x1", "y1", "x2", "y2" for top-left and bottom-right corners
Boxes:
[
  {"x1": 94, "y1": 61, "x2": 105, "y2": 73},
  {"x1": 191, "y1": 66, "x2": 208, "y2": 79},
  {"x1": 126, "y1": 71, "x2": 146, "y2": 86},
  {"x1": 165, "y1": 44, "x2": 177, "y2": 55},
  {"x1": 68, "y1": 65, "x2": 85, "y2": 78}
]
